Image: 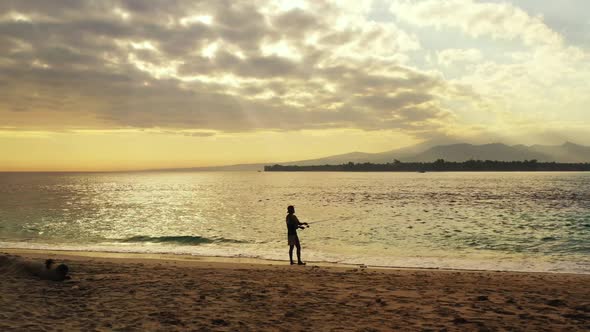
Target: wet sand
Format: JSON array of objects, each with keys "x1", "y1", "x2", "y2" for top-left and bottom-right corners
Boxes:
[{"x1": 1, "y1": 249, "x2": 589, "y2": 331}]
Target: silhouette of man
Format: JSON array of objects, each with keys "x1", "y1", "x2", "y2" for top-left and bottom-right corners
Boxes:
[{"x1": 286, "y1": 205, "x2": 308, "y2": 265}]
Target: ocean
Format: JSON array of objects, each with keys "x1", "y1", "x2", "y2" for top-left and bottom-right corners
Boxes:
[{"x1": 1, "y1": 171, "x2": 589, "y2": 273}]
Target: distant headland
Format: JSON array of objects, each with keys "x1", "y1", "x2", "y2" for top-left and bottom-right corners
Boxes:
[
  {"x1": 138, "y1": 141, "x2": 590, "y2": 172},
  {"x1": 264, "y1": 159, "x2": 590, "y2": 172}
]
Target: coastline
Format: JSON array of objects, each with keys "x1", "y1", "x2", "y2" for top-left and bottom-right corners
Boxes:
[
  {"x1": 0, "y1": 247, "x2": 587, "y2": 276},
  {"x1": 3, "y1": 241, "x2": 589, "y2": 275},
  {"x1": 2, "y1": 248, "x2": 590, "y2": 331}
]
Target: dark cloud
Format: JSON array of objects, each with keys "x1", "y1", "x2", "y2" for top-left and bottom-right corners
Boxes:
[
  {"x1": 272, "y1": 8, "x2": 322, "y2": 38},
  {"x1": 0, "y1": 0, "x2": 466, "y2": 135},
  {"x1": 213, "y1": 51, "x2": 301, "y2": 78},
  {"x1": 355, "y1": 92, "x2": 434, "y2": 112}
]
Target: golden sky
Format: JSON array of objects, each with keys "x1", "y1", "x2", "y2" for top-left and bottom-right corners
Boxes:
[{"x1": 1, "y1": 0, "x2": 589, "y2": 171}]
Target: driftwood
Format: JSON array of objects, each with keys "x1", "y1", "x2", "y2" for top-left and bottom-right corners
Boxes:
[{"x1": 0, "y1": 254, "x2": 70, "y2": 281}]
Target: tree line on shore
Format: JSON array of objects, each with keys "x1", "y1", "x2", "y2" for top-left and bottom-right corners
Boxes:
[{"x1": 264, "y1": 159, "x2": 590, "y2": 172}]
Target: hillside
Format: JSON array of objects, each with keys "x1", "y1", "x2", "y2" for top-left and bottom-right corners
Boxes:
[{"x1": 144, "y1": 142, "x2": 590, "y2": 171}]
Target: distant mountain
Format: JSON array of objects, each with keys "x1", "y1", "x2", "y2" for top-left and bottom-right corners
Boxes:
[
  {"x1": 143, "y1": 142, "x2": 590, "y2": 172},
  {"x1": 283, "y1": 142, "x2": 590, "y2": 165},
  {"x1": 281, "y1": 149, "x2": 415, "y2": 166},
  {"x1": 279, "y1": 139, "x2": 454, "y2": 166},
  {"x1": 408, "y1": 142, "x2": 590, "y2": 163},
  {"x1": 149, "y1": 141, "x2": 443, "y2": 171},
  {"x1": 528, "y1": 142, "x2": 590, "y2": 163},
  {"x1": 408, "y1": 143, "x2": 547, "y2": 162}
]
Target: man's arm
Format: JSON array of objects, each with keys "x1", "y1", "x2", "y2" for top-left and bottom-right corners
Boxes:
[{"x1": 293, "y1": 215, "x2": 309, "y2": 228}]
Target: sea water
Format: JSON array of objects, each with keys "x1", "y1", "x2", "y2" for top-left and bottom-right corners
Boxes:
[{"x1": 0, "y1": 171, "x2": 588, "y2": 273}]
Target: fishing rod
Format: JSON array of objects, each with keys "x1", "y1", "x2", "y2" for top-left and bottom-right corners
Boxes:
[{"x1": 303, "y1": 218, "x2": 332, "y2": 227}]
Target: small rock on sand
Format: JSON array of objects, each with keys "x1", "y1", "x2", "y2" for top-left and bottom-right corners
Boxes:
[
  {"x1": 546, "y1": 299, "x2": 566, "y2": 307},
  {"x1": 211, "y1": 318, "x2": 230, "y2": 326},
  {"x1": 453, "y1": 317, "x2": 468, "y2": 324}
]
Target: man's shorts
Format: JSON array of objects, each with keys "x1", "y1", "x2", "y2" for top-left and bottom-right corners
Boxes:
[{"x1": 288, "y1": 235, "x2": 300, "y2": 246}]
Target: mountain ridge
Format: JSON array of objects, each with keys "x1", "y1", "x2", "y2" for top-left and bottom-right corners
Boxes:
[
  {"x1": 144, "y1": 142, "x2": 590, "y2": 172},
  {"x1": 279, "y1": 142, "x2": 590, "y2": 166}
]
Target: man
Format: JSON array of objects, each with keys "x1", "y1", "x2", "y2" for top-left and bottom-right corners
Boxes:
[{"x1": 286, "y1": 205, "x2": 308, "y2": 265}]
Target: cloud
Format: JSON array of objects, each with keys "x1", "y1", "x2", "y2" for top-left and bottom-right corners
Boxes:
[
  {"x1": 390, "y1": 0, "x2": 563, "y2": 48},
  {"x1": 387, "y1": 1, "x2": 590, "y2": 142},
  {"x1": 0, "y1": 0, "x2": 459, "y2": 138},
  {"x1": 437, "y1": 48, "x2": 482, "y2": 66},
  {"x1": 158, "y1": 130, "x2": 216, "y2": 137}
]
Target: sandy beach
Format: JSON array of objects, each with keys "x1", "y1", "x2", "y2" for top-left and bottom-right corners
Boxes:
[{"x1": 1, "y1": 249, "x2": 589, "y2": 331}]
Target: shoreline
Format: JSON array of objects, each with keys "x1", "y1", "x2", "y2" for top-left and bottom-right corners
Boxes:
[
  {"x1": 2, "y1": 248, "x2": 589, "y2": 330},
  {"x1": 2, "y1": 247, "x2": 588, "y2": 276}
]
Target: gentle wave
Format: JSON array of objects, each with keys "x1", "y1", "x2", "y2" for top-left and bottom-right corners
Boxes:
[
  {"x1": 2, "y1": 172, "x2": 589, "y2": 274},
  {"x1": 117, "y1": 236, "x2": 245, "y2": 245},
  {"x1": 1, "y1": 241, "x2": 588, "y2": 274}
]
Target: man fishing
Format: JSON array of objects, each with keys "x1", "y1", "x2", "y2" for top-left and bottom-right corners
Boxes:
[{"x1": 286, "y1": 205, "x2": 308, "y2": 265}]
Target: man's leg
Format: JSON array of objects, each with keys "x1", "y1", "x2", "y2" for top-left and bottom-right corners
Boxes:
[
  {"x1": 295, "y1": 242, "x2": 304, "y2": 265},
  {"x1": 289, "y1": 245, "x2": 295, "y2": 264}
]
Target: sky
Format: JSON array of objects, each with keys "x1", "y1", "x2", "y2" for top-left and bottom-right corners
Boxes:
[{"x1": 1, "y1": 0, "x2": 589, "y2": 171}]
